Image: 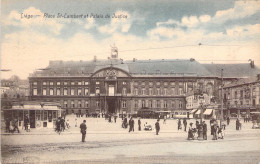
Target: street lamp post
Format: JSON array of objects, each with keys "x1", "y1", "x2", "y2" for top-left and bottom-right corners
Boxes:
[
  {"x1": 198, "y1": 95, "x2": 204, "y2": 140},
  {"x1": 220, "y1": 69, "x2": 224, "y2": 126}
]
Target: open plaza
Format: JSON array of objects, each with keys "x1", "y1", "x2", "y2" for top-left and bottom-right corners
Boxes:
[{"x1": 1, "y1": 115, "x2": 260, "y2": 163}]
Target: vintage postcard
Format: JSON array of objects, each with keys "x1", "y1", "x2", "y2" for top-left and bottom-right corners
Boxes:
[{"x1": 1, "y1": 0, "x2": 260, "y2": 163}]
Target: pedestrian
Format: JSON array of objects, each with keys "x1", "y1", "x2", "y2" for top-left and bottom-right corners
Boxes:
[
  {"x1": 210, "y1": 118, "x2": 214, "y2": 136},
  {"x1": 195, "y1": 120, "x2": 199, "y2": 129},
  {"x1": 114, "y1": 115, "x2": 117, "y2": 123},
  {"x1": 80, "y1": 120, "x2": 87, "y2": 142},
  {"x1": 218, "y1": 125, "x2": 225, "y2": 139},
  {"x1": 188, "y1": 123, "x2": 195, "y2": 140},
  {"x1": 5, "y1": 118, "x2": 10, "y2": 133},
  {"x1": 66, "y1": 119, "x2": 70, "y2": 129},
  {"x1": 177, "y1": 119, "x2": 182, "y2": 130},
  {"x1": 183, "y1": 118, "x2": 187, "y2": 132},
  {"x1": 24, "y1": 115, "x2": 29, "y2": 132},
  {"x1": 75, "y1": 118, "x2": 78, "y2": 127},
  {"x1": 128, "y1": 117, "x2": 134, "y2": 132},
  {"x1": 236, "y1": 118, "x2": 240, "y2": 130},
  {"x1": 109, "y1": 115, "x2": 112, "y2": 123},
  {"x1": 55, "y1": 117, "x2": 61, "y2": 134},
  {"x1": 202, "y1": 121, "x2": 207, "y2": 140},
  {"x1": 212, "y1": 122, "x2": 218, "y2": 140},
  {"x1": 13, "y1": 119, "x2": 20, "y2": 133},
  {"x1": 163, "y1": 116, "x2": 167, "y2": 124},
  {"x1": 138, "y1": 118, "x2": 141, "y2": 131},
  {"x1": 227, "y1": 117, "x2": 230, "y2": 125},
  {"x1": 155, "y1": 119, "x2": 160, "y2": 135},
  {"x1": 60, "y1": 118, "x2": 65, "y2": 131}
]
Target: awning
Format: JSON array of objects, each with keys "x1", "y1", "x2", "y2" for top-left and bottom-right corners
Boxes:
[
  {"x1": 4, "y1": 105, "x2": 62, "y2": 111},
  {"x1": 195, "y1": 109, "x2": 202, "y2": 115},
  {"x1": 203, "y1": 109, "x2": 213, "y2": 115},
  {"x1": 190, "y1": 109, "x2": 198, "y2": 114}
]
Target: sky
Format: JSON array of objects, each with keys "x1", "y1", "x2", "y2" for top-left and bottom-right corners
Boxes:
[{"x1": 1, "y1": 0, "x2": 260, "y2": 79}]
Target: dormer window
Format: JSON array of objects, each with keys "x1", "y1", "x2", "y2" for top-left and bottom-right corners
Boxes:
[
  {"x1": 156, "y1": 70, "x2": 161, "y2": 74},
  {"x1": 141, "y1": 70, "x2": 146, "y2": 74}
]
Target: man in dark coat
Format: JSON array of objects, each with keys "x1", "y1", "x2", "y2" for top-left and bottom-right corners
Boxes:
[
  {"x1": 155, "y1": 119, "x2": 160, "y2": 135},
  {"x1": 236, "y1": 118, "x2": 240, "y2": 130},
  {"x1": 128, "y1": 117, "x2": 134, "y2": 132},
  {"x1": 202, "y1": 121, "x2": 207, "y2": 140},
  {"x1": 227, "y1": 117, "x2": 230, "y2": 125},
  {"x1": 138, "y1": 118, "x2": 141, "y2": 131},
  {"x1": 183, "y1": 118, "x2": 187, "y2": 132},
  {"x1": 5, "y1": 118, "x2": 10, "y2": 133},
  {"x1": 178, "y1": 119, "x2": 182, "y2": 130},
  {"x1": 24, "y1": 115, "x2": 29, "y2": 132},
  {"x1": 80, "y1": 120, "x2": 87, "y2": 142}
]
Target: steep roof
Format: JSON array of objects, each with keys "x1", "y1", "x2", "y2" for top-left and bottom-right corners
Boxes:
[
  {"x1": 30, "y1": 59, "x2": 259, "y2": 78},
  {"x1": 223, "y1": 76, "x2": 259, "y2": 88},
  {"x1": 203, "y1": 63, "x2": 260, "y2": 78},
  {"x1": 126, "y1": 59, "x2": 212, "y2": 76}
]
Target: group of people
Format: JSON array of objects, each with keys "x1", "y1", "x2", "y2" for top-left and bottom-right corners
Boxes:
[
  {"x1": 188, "y1": 121, "x2": 208, "y2": 140},
  {"x1": 177, "y1": 118, "x2": 188, "y2": 131},
  {"x1": 210, "y1": 119, "x2": 225, "y2": 140},
  {"x1": 5, "y1": 117, "x2": 20, "y2": 133},
  {"x1": 55, "y1": 117, "x2": 70, "y2": 134}
]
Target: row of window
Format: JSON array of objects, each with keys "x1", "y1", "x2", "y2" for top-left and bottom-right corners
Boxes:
[
  {"x1": 133, "y1": 81, "x2": 194, "y2": 86},
  {"x1": 32, "y1": 81, "x2": 128, "y2": 86},
  {"x1": 133, "y1": 87, "x2": 193, "y2": 95}
]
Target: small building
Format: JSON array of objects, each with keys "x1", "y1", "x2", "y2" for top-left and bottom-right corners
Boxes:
[{"x1": 3, "y1": 103, "x2": 63, "y2": 129}]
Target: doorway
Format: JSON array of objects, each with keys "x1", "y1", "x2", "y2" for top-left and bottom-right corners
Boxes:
[
  {"x1": 107, "y1": 99, "x2": 116, "y2": 113},
  {"x1": 29, "y1": 110, "x2": 36, "y2": 128}
]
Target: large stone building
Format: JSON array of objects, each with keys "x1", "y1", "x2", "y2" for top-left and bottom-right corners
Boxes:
[
  {"x1": 223, "y1": 75, "x2": 260, "y2": 118},
  {"x1": 28, "y1": 49, "x2": 260, "y2": 117}
]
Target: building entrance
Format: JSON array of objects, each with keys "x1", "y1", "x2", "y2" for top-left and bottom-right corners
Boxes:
[{"x1": 107, "y1": 99, "x2": 116, "y2": 114}]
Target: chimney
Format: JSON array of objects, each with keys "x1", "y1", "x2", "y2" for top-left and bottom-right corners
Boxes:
[
  {"x1": 133, "y1": 58, "x2": 136, "y2": 62},
  {"x1": 94, "y1": 56, "x2": 97, "y2": 62},
  {"x1": 250, "y1": 60, "x2": 254, "y2": 68}
]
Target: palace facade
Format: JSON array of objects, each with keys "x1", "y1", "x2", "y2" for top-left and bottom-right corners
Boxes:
[{"x1": 28, "y1": 50, "x2": 260, "y2": 117}]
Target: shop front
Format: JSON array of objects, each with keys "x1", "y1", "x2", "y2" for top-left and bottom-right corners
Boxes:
[{"x1": 3, "y1": 104, "x2": 63, "y2": 129}]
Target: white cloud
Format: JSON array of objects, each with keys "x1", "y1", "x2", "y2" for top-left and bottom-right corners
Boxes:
[
  {"x1": 98, "y1": 10, "x2": 132, "y2": 34},
  {"x1": 2, "y1": 7, "x2": 64, "y2": 35},
  {"x1": 84, "y1": 17, "x2": 95, "y2": 29},
  {"x1": 199, "y1": 15, "x2": 211, "y2": 23}
]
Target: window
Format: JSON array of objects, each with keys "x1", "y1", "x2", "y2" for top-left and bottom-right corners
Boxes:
[
  {"x1": 142, "y1": 100, "x2": 145, "y2": 108},
  {"x1": 149, "y1": 82, "x2": 153, "y2": 86},
  {"x1": 156, "y1": 100, "x2": 160, "y2": 108},
  {"x1": 78, "y1": 88, "x2": 82, "y2": 95},
  {"x1": 179, "y1": 101, "x2": 183, "y2": 108},
  {"x1": 149, "y1": 100, "x2": 153, "y2": 108},
  {"x1": 141, "y1": 82, "x2": 145, "y2": 86},
  {"x1": 96, "y1": 87, "x2": 100, "y2": 94},
  {"x1": 57, "y1": 82, "x2": 60, "y2": 85},
  {"x1": 43, "y1": 82, "x2": 46, "y2": 85},
  {"x1": 234, "y1": 91, "x2": 238, "y2": 99},
  {"x1": 179, "y1": 88, "x2": 183, "y2": 95},
  {"x1": 164, "y1": 88, "x2": 167, "y2": 95},
  {"x1": 64, "y1": 88, "x2": 68, "y2": 95},
  {"x1": 142, "y1": 88, "x2": 146, "y2": 95},
  {"x1": 33, "y1": 88, "x2": 37, "y2": 95},
  {"x1": 141, "y1": 70, "x2": 146, "y2": 74},
  {"x1": 134, "y1": 88, "x2": 138, "y2": 95},
  {"x1": 252, "y1": 88, "x2": 256, "y2": 97},
  {"x1": 64, "y1": 82, "x2": 68, "y2": 85},
  {"x1": 164, "y1": 101, "x2": 167, "y2": 108},
  {"x1": 85, "y1": 101, "x2": 89, "y2": 108},
  {"x1": 179, "y1": 82, "x2": 183, "y2": 86},
  {"x1": 78, "y1": 101, "x2": 82, "y2": 108},
  {"x1": 122, "y1": 88, "x2": 127, "y2": 95},
  {"x1": 134, "y1": 100, "x2": 138, "y2": 108},
  {"x1": 71, "y1": 88, "x2": 75, "y2": 95},
  {"x1": 171, "y1": 88, "x2": 175, "y2": 95},
  {"x1": 171, "y1": 101, "x2": 175, "y2": 108},
  {"x1": 57, "y1": 88, "x2": 61, "y2": 95},
  {"x1": 84, "y1": 81, "x2": 89, "y2": 85},
  {"x1": 85, "y1": 88, "x2": 89, "y2": 96},
  {"x1": 71, "y1": 82, "x2": 75, "y2": 85},
  {"x1": 50, "y1": 88, "x2": 54, "y2": 95},
  {"x1": 96, "y1": 81, "x2": 100, "y2": 85},
  {"x1": 253, "y1": 99, "x2": 256, "y2": 106},
  {"x1": 33, "y1": 82, "x2": 37, "y2": 85},
  {"x1": 156, "y1": 88, "x2": 160, "y2": 95},
  {"x1": 156, "y1": 82, "x2": 160, "y2": 85},
  {"x1": 122, "y1": 101, "x2": 127, "y2": 108},
  {"x1": 164, "y1": 82, "x2": 168, "y2": 86},
  {"x1": 50, "y1": 82, "x2": 54, "y2": 85},
  {"x1": 122, "y1": 81, "x2": 127, "y2": 85},
  {"x1": 240, "y1": 90, "x2": 243, "y2": 98},
  {"x1": 149, "y1": 88, "x2": 153, "y2": 95},
  {"x1": 43, "y1": 88, "x2": 47, "y2": 95},
  {"x1": 96, "y1": 101, "x2": 100, "y2": 108},
  {"x1": 134, "y1": 82, "x2": 138, "y2": 85},
  {"x1": 171, "y1": 82, "x2": 175, "y2": 86},
  {"x1": 71, "y1": 101, "x2": 75, "y2": 108},
  {"x1": 78, "y1": 82, "x2": 82, "y2": 85},
  {"x1": 64, "y1": 101, "x2": 68, "y2": 108}
]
